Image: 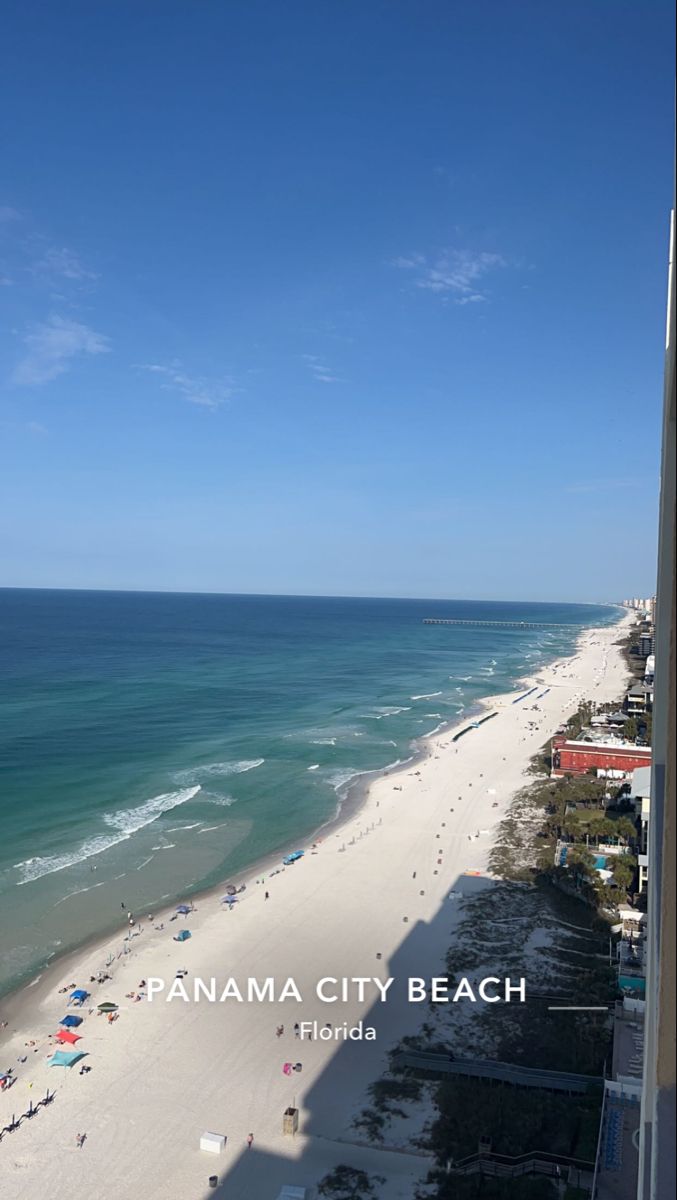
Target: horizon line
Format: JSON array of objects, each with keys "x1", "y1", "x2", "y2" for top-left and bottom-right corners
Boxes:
[{"x1": 0, "y1": 584, "x2": 623, "y2": 607}]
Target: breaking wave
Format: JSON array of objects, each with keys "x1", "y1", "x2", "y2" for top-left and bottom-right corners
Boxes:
[
  {"x1": 362, "y1": 706, "x2": 412, "y2": 720},
  {"x1": 14, "y1": 785, "x2": 201, "y2": 885},
  {"x1": 174, "y1": 759, "x2": 264, "y2": 784}
]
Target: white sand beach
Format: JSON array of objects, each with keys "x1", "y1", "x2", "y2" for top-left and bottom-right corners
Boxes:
[{"x1": 0, "y1": 615, "x2": 632, "y2": 1200}]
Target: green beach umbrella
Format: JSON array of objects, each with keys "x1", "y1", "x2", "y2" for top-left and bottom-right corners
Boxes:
[
  {"x1": 49, "y1": 1050, "x2": 86, "y2": 1068},
  {"x1": 97, "y1": 1002, "x2": 118, "y2": 1012}
]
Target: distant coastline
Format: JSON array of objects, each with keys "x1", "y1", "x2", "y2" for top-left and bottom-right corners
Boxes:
[{"x1": 0, "y1": 592, "x2": 624, "y2": 1000}]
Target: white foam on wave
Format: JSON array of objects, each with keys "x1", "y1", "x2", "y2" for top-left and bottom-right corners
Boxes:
[
  {"x1": 325, "y1": 767, "x2": 362, "y2": 792},
  {"x1": 52, "y1": 881, "x2": 106, "y2": 908},
  {"x1": 14, "y1": 785, "x2": 201, "y2": 885},
  {"x1": 310, "y1": 737, "x2": 337, "y2": 746},
  {"x1": 424, "y1": 721, "x2": 447, "y2": 738},
  {"x1": 174, "y1": 759, "x2": 264, "y2": 784},
  {"x1": 363, "y1": 706, "x2": 412, "y2": 720},
  {"x1": 307, "y1": 764, "x2": 320, "y2": 771},
  {"x1": 103, "y1": 785, "x2": 201, "y2": 835},
  {"x1": 202, "y1": 793, "x2": 237, "y2": 808},
  {"x1": 411, "y1": 691, "x2": 443, "y2": 701},
  {"x1": 383, "y1": 755, "x2": 414, "y2": 772}
]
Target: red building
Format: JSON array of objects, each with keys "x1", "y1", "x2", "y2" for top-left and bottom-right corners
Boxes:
[{"x1": 551, "y1": 737, "x2": 651, "y2": 778}]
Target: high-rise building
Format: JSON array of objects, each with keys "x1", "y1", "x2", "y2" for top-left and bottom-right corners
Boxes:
[{"x1": 637, "y1": 208, "x2": 675, "y2": 1200}]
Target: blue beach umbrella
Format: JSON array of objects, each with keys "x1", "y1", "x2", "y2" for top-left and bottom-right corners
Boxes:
[
  {"x1": 70, "y1": 989, "x2": 88, "y2": 1003},
  {"x1": 48, "y1": 1050, "x2": 86, "y2": 1069},
  {"x1": 176, "y1": 904, "x2": 191, "y2": 914},
  {"x1": 60, "y1": 1014, "x2": 83, "y2": 1028},
  {"x1": 174, "y1": 928, "x2": 191, "y2": 942}
]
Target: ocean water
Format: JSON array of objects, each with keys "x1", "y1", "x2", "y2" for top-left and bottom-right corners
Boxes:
[{"x1": 0, "y1": 589, "x2": 622, "y2": 996}]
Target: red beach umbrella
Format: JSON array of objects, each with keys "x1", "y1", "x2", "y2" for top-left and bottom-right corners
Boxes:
[{"x1": 55, "y1": 1030, "x2": 82, "y2": 1044}]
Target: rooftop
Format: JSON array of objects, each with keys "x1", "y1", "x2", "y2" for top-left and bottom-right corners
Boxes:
[{"x1": 631, "y1": 766, "x2": 652, "y2": 799}]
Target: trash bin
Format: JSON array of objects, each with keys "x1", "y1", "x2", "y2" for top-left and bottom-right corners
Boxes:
[{"x1": 283, "y1": 1106, "x2": 299, "y2": 1136}]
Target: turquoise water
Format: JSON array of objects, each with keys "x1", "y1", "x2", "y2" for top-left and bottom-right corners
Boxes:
[{"x1": 0, "y1": 589, "x2": 622, "y2": 996}]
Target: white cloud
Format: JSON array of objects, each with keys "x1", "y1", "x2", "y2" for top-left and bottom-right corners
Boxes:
[
  {"x1": 139, "y1": 362, "x2": 234, "y2": 409},
  {"x1": 12, "y1": 315, "x2": 111, "y2": 385},
  {"x1": 394, "y1": 248, "x2": 506, "y2": 303},
  {"x1": 33, "y1": 245, "x2": 97, "y2": 283},
  {"x1": 302, "y1": 353, "x2": 341, "y2": 384}
]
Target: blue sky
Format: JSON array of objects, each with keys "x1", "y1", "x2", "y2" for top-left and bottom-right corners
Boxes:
[{"x1": 1, "y1": 0, "x2": 674, "y2": 601}]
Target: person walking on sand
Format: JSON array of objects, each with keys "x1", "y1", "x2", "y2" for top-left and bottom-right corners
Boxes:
[
  {"x1": 246, "y1": 1133, "x2": 254, "y2": 1150},
  {"x1": 265, "y1": 891, "x2": 269, "y2": 900},
  {"x1": 76, "y1": 1132, "x2": 86, "y2": 1149}
]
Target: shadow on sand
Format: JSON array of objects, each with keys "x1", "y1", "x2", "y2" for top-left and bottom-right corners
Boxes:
[{"x1": 193, "y1": 872, "x2": 494, "y2": 1200}]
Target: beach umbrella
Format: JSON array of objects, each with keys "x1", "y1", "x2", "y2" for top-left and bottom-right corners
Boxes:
[
  {"x1": 70, "y1": 988, "x2": 88, "y2": 1002},
  {"x1": 60, "y1": 1014, "x2": 83, "y2": 1028},
  {"x1": 48, "y1": 1050, "x2": 86, "y2": 1069},
  {"x1": 97, "y1": 1002, "x2": 118, "y2": 1012},
  {"x1": 176, "y1": 904, "x2": 191, "y2": 914},
  {"x1": 224, "y1": 885, "x2": 237, "y2": 896},
  {"x1": 55, "y1": 1030, "x2": 81, "y2": 1045},
  {"x1": 175, "y1": 928, "x2": 191, "y2": 942}
]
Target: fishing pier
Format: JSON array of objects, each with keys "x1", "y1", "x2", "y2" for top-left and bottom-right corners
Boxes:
[{"x1": 422, "y1": 619, "x2": 573, "y2": 629}]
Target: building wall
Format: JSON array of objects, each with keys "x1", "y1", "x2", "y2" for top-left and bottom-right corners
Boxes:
[
  {"x1": 638, "y1": 208, "x2": 676, "y2": 1200},
  {"x1": 551, "y1": 739, "x2": 651, "y2": 776}
]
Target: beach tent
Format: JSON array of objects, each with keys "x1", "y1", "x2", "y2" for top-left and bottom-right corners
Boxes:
[
  {"x1": 282, "y1": 851, "x2": 304, "y2": 866},
  {"x1": 48, "y1": 1050, "x2": 86, "y2": 1069},
  {"x1": 60, "y1": 1014, "x2": 83, "y2": 1028},
  {"x1": 55, "y1": 1030, "x2": 81, "y2": 1045},
  {"x1": 174, "y1": 929, "x2": 191, "y2": 942},
  {"x1": 97, "y1": 1002, "x2": 118, "y2": 1012},
  {"x1": 70, "y1": 988, "x2": 89, "y2": 1003},
  {"x1": 176, "y1": 904, "x2": 192, "y2": 914}
]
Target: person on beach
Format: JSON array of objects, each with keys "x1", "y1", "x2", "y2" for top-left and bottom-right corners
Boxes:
[
  {"x1": 294, "y1": 1023, "x2": 300, "y2": 1038},
  {"x1": 76, "y1": 1132, "x2": 86, "y2": 1149},
  {"x1": 246, "y1": 1133, "x2": 254, "y2": 1150},
  {"x1": 265, "y1": 891, "x2": 269, "y2": 900}
]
